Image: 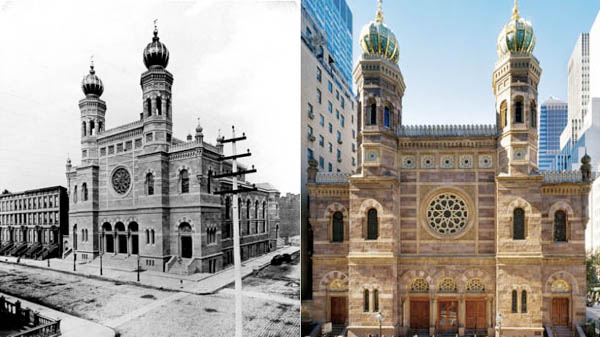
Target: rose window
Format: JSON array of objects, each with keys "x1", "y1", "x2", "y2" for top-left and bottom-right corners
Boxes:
[
  {"x1": 112, "y1": 168, "x2": 131, "y2": 194},
  {"x1": 426, "y1": 193, "x2": 468, "y2": 236}
]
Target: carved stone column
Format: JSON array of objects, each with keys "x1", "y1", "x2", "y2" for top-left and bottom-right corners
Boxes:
[
  {"x1": 459, "y1": 294, "x2": 465, "y2": 336},
  {"x1": 430, "y1": 295, "x2": 437, "y2": 336}
]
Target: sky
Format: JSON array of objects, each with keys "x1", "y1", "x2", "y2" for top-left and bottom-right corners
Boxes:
[
  {"x1": 347, "y1": 0, "x2": 600, "y2": 126},
  {"x1": 0, "y1": 0, "x2": 300, "y2": 194}
]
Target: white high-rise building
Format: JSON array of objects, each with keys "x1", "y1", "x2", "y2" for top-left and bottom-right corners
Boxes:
[{"x1": 561, "y1": 33, "x2": 589, "y2": 151}]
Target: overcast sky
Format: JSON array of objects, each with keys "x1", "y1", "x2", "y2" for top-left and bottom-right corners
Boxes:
[{"x1": 0, "y1": 0, "x2": 300, "y2": 194}]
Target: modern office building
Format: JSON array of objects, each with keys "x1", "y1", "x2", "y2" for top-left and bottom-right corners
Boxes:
[
  {"x1": 539, "y1": 97, "x2": 568, "y2": 171},
  {"x1": 306, "y1": 2, "x2": 593, "y2": 336},
  {"x1": 302, "y1": 0, "x2": 353, "y2": 86},
  {"x1": 301, "y1": 2, "x2": 357, "y2": 305}
]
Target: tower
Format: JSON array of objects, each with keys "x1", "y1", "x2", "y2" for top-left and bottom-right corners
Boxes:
[
  {"x1": 353, "y1": 0, "x2": 405, "y2": 177},
  {"x1": 79, "y1": 59, "x2": 106, "y2": 165},
  {"x1": 493, "y1": 0, "x2": 541, "y2": 176},
  {"x1": 141, "y1": 21, "x2": 173, "y2": 151}
]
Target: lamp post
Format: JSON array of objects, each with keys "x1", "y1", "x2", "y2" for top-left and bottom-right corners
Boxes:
[
  {"x1": 496, "y1": 313, "x2": 503, "y2": 337},
  {"x1": 99, "y1": 230, "x2": 104, "y2": 276},
  {"x1": 376, "y1": 311, "x2": 384, "y2": 337}
]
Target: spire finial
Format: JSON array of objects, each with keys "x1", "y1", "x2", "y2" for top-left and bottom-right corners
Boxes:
[
  {"x1": 512, "y1": 0, "x2": 520, "y2": 19},
  {"x1": 375, "y1": 0, "x2": 384, "y2": 23},
  {"x1": 153, "y1": 18, "x2": 159, "y2": 39},
  {"x1": 89, "y1": 55, "x2": 95, "y2": 74}
]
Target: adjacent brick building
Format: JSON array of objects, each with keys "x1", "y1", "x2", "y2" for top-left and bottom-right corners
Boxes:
[{"x1": 305, "y1": 3, "x2": 594, "y2": 336}]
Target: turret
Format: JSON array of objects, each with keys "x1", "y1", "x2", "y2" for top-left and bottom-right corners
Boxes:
[{"x1": 79, "y1": 59, "x2": 106, "y2": 165}]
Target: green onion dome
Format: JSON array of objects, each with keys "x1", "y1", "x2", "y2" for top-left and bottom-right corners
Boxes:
[
  {"x1": 359, "y1": 0, "x2": 399, "y2": 64},
  {"x1": 81, "y1": 62, "x2": 103, "y2": 97},
  {"x1": 497, "y1": 0, "x2": 535, "y2": 58}
]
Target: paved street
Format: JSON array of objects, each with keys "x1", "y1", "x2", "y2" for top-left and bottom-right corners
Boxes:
[{"x1": 0, "y1": 246, "x2": 300, "y2": 337}]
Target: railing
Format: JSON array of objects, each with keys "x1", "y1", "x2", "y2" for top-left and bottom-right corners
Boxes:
[
  {"x1": 398, "y1": 124, "x2": 498, "y2": 137},
  {"x1": 315, "y1": 172, "x2": 351, "y2": 185},
  {"x1": 576, "y1": 323, "x2": 586, "y2": 337},
  {"x1": 542, "y1": 170, "x2": 583, "y2": 183},
  {"x1": 13, "y1": 321, "x2": 61, "y2": 337},
  {"x1": 99, "y1": 119, "x2": 143, "y2": 138},
  {"x1": 544, "y1": 324, "x2": 555, "y2": 337},
  {"x1": 0, "y1": 296, "x2": 61, "y2": 337}
]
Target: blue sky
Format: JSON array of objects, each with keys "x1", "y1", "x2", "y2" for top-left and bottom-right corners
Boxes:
[{"x1": 347, "y1": 0, "x2": 600, "y2": 125}]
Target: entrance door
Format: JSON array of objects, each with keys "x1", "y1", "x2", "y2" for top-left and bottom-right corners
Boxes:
[
  {"x1": 330, "y1": 297, "x2": 347, "y2": 324},
  {"x1": 131, "y1": 234, "x2": 139, "y2": 255},
  {"x1": 465, "y1": 300, "x2": 486, "y2": 330},
  {"x1": 105, "y1": 234, "x2": 114, "y2": 253},
  {"x1": 410, "y1": 299, "x2": 430, "y2": 329},
  {"x1": 438, "y1": 300, "x2": 458, "y2": 331},
  {"x1": 181, "y1": 236, "x2": 192, "y2": 258},
  {"x1": 118, "y1": 234, "x2": 127, "y2": 254},
  {"x1": 552, "y1": 298, "x2": 569, "y2": 326}
]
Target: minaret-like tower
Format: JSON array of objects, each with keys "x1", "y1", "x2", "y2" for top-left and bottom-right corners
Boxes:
[
  {"x1": 141, "y1": 21, "x2": 173, "y2": 151},
  {"x1": 353, "y1": 0, "x2": 405, "y2": 177},
  {"x1": 80, "y1": 59, "x2": 106, "y2": 165},
  {"x1": 493, "y1": 0, "x2": 541, "y2": 176}
]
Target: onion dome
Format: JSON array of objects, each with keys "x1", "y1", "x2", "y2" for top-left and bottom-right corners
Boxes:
[
  {"x1": 359, "y1": 0, "x2": 399, "y2": 64},
  {"x1": 81, "y1": 62, "x2": 104, "y2": 96},
  {"x1": 497, "y1": 0, "x2": 535, "y2": 58},
  {"x1": 143, "y1": 23, "x2": 169, "y2": 69}
]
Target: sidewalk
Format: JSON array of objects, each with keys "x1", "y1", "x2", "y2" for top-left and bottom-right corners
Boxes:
[
  {"x1": 0, "y1": 245, "x2": 299, "y2": 295},
  {"x1": 0, "y1": 292, "x2": 115, "y2": 337}
]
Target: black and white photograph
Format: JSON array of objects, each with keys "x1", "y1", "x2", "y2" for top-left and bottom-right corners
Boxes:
[{"x1": 0, "y1": 0, "x2": 299, "y2": 336}]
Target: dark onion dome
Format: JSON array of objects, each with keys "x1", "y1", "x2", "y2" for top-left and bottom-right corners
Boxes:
[
  {"x1": 582, "y1": 152, "x2": 591, "y2": 165},
  {"x1": 81, "y1": 63, "x2": 104, "y2": 97},
  {"x1": 143, "y1": 27, "x2": 169, "y2": 69}
]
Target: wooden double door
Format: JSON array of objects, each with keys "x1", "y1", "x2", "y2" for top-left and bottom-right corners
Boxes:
[
  {"x1": 465, "y1": 300, "x2": 486, "y2": 330},
  {"x1": 438, "y1": 300, "x2": 458, "y2": 331},
  {"x1": 410, "y1": 299, "x2": 430, "y2": 329},
  {"x1": 330, "y1": 297, "x2": 347, "y2": 324},
  {"x1": 552, "y1": 298, "x2": 569, "y2": 327}
]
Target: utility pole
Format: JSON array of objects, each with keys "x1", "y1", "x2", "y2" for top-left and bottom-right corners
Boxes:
[
  {"x1": 99, "y1": 231, "x2": 103, "y2": 276},
  {"x1": 211, "y1": 126, "x2": 257, "y2": 337}
]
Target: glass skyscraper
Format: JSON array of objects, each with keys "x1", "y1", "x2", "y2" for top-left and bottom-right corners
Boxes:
[
  {"x1": 539, "y1": 97, "x2": 568, "y2": 171},
  {"x1": 302, "y1": 0, "x2": 353, "y2": 87}
]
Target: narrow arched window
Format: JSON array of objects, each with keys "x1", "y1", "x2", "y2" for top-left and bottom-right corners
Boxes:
[
  {"x1": 166, "y1": 98, "x2": 170, "y2": 118},
  {"x1": 554, "y1": 210, "x2": 567, "y2": 242},
  {"x1": 99, "y1": 121, "x2": 103, "y2": 132},
  {"x1": 81, "y1": 183, "x2": 88, "y2": 201},
  {"x1": 146, "y1": 173, "x2": 154, "y2": 196},
  {"x1": 246, "y1": 200, "x2": 251, "y2": 233},
  {"x1": 146, "y1": 98, "x2": 152, "y2": 117},
  {"x1": 90, "y1": 120, "x2": 95, "y2": 136},
  {"x1": 145, "y1": 229, "x2": 150, "y2": 244},
  {"x1": 511, "y1": 290, "x2": 518, "y2": 313},
  {"x1": 530, "y1": 101, "x2": 537, "y2": 128},
  {"x1": 73, "y1": 186, "x2": 78, "y2": 203},
  {"x1": 156, "y1": 96, "x2": 162, "y2": 115},
  {"x1": 367, "y1": 209, "x2": 378, "y2": 240},
  {"x1": 384, "y1": 106, "x2": 390, "y2": 128},
  {"x1": 82, "y1": 122, "x2": 87, "y2": 136},
  {"x1": 521, "y1": 290, "x2": 527, "y2": 313},
  {"x1": 513, "y1": 208, "x2": 525, "y2": 240},
  {"x1": 500, "y1": 100, "x2": 508, "y2": 128},
  {"x1": 225, "y1": 197, "x2": 231, "y2": 220},
  {"x1": 515, "y1": 99, "x2": 524, "y2": 123},
  {"x1": 180, "y1": 170, "x2": 189, "y2": 193},
  {"x1": 332, "y1": 211, "x2": 343, "y2": 242},
  {"x1": 373, "y1": 289, "x2": 379, "y2": 312},
  {"x1": 370, "y1": 104, "x2": 377, "y2": 125},
  {"x1": 364, "y1": 289, "x2": 370, "y2": 312}
]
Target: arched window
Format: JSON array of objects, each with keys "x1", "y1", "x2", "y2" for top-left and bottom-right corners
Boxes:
[
  {"x1": 384, "y1": 106, "x2": 390, "y2": 128},
  {"x1": 89, "y1": 120, "x2": 95, "y2": 136},
  {"x1": 500, "y1": 100, "x2": 508, "y2": 128},
  {"x1": 262, "y1": 201, "x2": 267, "y2": 219},
  {"x1": 367, "y1": 209, "x2": 378, "y2": 240},
  {"x1": 246, "y1": 199, "x2": 251, "y2": 234},
  {"x1": 151, "y1": 229, "x2": 155, "y2": 244},
  {"x1": 81, "y1": 228, "x2": 85, "y2": 242},
  {"x1": 332, "y1": 211, "x2": 343, "y2": 242},
  {"x1": 156, "y1": 96, "x2": 162, "y2": 115},
  {"x1": 515, "y1": 98, "x2": 524, "y2": 123},
  {"x1": 145, "y1": 229, "x2": 150, "y2": 244},
  {"x1": 530, "y1": 101, "x2": 537, "y2": 128},
  {"x1": 99, "y1": 121, "x2": 103, "y2": 132},
  {"x1": 554, "y1": 210, "x2": 567, "y2": 242},
  {"x1": 81, "y1": 183, "x2": 88, "y2": 201},
  {"x1": 513, "y1": 208, "x2": 525, "y2": 240},
  {"x1": 521, "y1": 290, "x2": 527, "y2": 313},
  {"x1": 180, "y1": 169, "x2": 189, "y2": 193},
  {"x1": 73, "y1": 185, "x2": 78, "y2": 203},
  {"x1": 370, "y1": 103, "x2": 377, "y2": 125},
  {"x1": 166, "y1": 98, "x2": 170, "y2": 118},
  {"x1": 363, "y1": 289, "x2": 370, "y2": 312},
  {"x1": 146, "y1": 173, "x2": 154, "y2": 196},
  {"x1": 146, "y1": 98, "x2": 152, "y2": 117},
  {"x1": 511, "y1": 290, "x2": 518, "y2": 313},
  {"x1": 373, "y1": 289, "x2": 379, "y2": 312},
  {"x1": 225, "y1": 197, "x2": 231, "y2": 220},
  {"x1": 82, "y1": 122, "x2": 87, "y2": 136}
]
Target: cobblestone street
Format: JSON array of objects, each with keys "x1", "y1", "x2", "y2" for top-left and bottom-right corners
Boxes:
[{"x1": 0, "y1": 250, "x2": 300, "y2": 337}]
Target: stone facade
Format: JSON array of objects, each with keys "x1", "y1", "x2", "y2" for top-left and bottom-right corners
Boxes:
[
  {"x1": 278, "y1": 192, "x2": 300, "y2": 239},
  {"x1": 65, "y1": 27, "x2": 280, "y2": 275},
  {"x1": 305, "y1": 3, "x2": 593, "y2": 337}
]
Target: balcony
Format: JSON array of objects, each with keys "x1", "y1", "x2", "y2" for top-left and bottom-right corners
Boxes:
[
  {"x1": 308, "y1": 134, "x2": 316, "y2": 142},
  {"x1": 308, "y1": 111, "x2": 314, "y2": 119},
  {"x1": 337, "y1": 138, "x2": 343, "y2": 145}
]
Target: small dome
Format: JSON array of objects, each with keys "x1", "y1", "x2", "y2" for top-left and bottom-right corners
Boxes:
[
  {"x1": 359, "y1": 0, "x2": 399, "y2": 64},
  {"x1": 143, "y1": 26, "x2": 169, "y2": 69},
  {"x1": 195, "y1": 121, "x2": 203, "y2": 134},
  {"x1": 497, "y1": 0, "x2": 535, "y2": 58},
  {"x1": 582, "y1": 153, "x2": 591, "y2": 165},
  {"x1": 81, "y1": 63, "x2": 103, "y2": 96}
]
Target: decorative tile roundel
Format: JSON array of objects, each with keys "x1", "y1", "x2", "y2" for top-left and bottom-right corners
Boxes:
[
  {"x1": 112, "y1": 168, "x2": 131, "y2": 194},
  {"x1": 426, "y1": 193, "x2": 468, "y2": 236}
]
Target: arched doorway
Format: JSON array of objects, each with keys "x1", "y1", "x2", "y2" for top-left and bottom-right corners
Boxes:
[
  {"x1": 179, "y1": 222, "x2": 192, "y2": 258},
  {"x1": 128, "y1": 222, "x2": 139, "y2": 255},
  {"x1": 115, "y1": 222, "x2": 127, "y2": 254},
  {"x1": 102, "y1": 223, "x2": 113, "y2": 253}
]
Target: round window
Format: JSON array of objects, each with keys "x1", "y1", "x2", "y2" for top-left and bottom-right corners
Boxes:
[
  {"x1": 426, "y1": 193, "x2": 469, "y2": 236},
  {"x1": 112, "y1": 167, "x2": 131, "y2": 194}
]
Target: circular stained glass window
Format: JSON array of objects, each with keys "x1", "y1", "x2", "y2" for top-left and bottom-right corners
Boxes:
[
  {"x1": 426, "y1": 193, "x2": 468, "y2": 236},
  {"x1": 112, "y1": 167, "x2": 131, "y2": 194}
]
